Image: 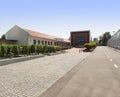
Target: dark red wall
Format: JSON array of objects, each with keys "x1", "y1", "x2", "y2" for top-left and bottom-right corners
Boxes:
[{"x1": 71, "y1": 31, "x2": 90, "y2": 46}]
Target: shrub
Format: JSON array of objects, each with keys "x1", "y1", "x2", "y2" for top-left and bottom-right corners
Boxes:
[
  {"x1": 48, "y1": 46, "x2": 52, "y2": 53},
  {"x1": 55, "y1": 46, "x2": 61, "y2": 51},
  {"x1": 0, "y1": 45, "x2": 5, "y2": 57},
  {"x1": 84, "y1": 43, "x2": 96, "y2": 50},
  {"x1": 52, "y1": 46, "x2": 56, "y2": 52},
  {"x1": 36, "y1": 45, "x2": 43, "y2": 54},
  {"x1": 84, "y1": 43, "x2": 91, "y2": 50},
  {"x1": 39, "y1": 45, "x2": 44, "y2": 53},
  {"x1": 30, "y1": 45, "x2": 35, "y2": 54},
  {"x1": 61, "y1": 46, "x2": 71, "y2": 50},
  {"x1": 0, "y1": 44, "x2": 61, "y2": 58},
  {"x1": 22, "y1": 45, "x2": 30, "y2": 55},
  {"x1": 43, "y1": 45, "x2": 49, "y2": 53},
  {"x1": 11, "y1": 45, "x2": 19, "y2": 57},
  {"x1": 5, "y1": 45, "x2": 12, "y2": 57},
  {"x1": 91, "y1": 43, "x2": 96, "y2": 48}
]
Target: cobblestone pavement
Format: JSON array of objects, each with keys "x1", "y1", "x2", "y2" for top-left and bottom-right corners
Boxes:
[{"x1": 0, "y1": 48, "x2": 90, "y2": 97}]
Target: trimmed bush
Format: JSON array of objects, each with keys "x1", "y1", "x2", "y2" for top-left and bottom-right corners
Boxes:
[
  {"x1": 55, "y1": 46, "x2": 61, "y2": 51},
  {"x1": 5, "y1": 45, "x2": 12, "y2": 57},
  {"x1": 36, "y1": 45, "x2": 44, "y2": 54},
  {"x1": 84, "y1": 43, "x2": 96, "y2": 50},
  {"x1": 61, "y1": 46, "x2": 71, "y2": 50},
  {"x1": 30, "y1": 45, "x2": 35, "y2": 54},
  {"x1": 0, "y1": 45, "x2": 5, "y2": 57},
  {"x1": 22, "y1": 45, "x2": 30, "y2": 55},
  {"x1": 11, "y1": 45, "x2": 19, "y2": 57},
  {"x1": 84, "y1": 43, "x2": 91, "y2": 50},
  {"x1": 0, "y1": 44, "x2": 61, "y2": 58}
]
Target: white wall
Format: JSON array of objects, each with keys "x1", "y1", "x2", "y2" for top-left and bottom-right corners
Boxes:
[
  {"x1": 28, "y1": 36, "x2": 56, "y2": 45},
  {"x1": 6, "y1": 25, "x2": 57, "y2": 45},
  {"x1": 6, "y1": 25, "x2": 29, "y2": 44}
]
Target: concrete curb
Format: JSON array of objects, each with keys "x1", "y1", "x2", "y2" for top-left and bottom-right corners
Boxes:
[
  {"x1": 0, "y1": 51, "x2": 64, "y2": 66},
  {"x1": 48, "y1": 51, "x2": 65, "y2": 56},
  {"x1": 0, "y1": 54, "x2": 44, "y2": 66}
]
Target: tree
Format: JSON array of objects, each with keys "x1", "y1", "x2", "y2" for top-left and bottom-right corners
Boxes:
[
  {"x1": 93, "y1": 38, "x2": 98, "y2": 44},
  {"x1": 1, "y1": 34, "x2": 6, "y2": 39},
  {"x1": 98, "y1": 32, "x2": 111, "y2": 46},
  {"x1": 98, "y1": 36, "x2": 103, "y2": 45},
  {"x1": 102, "y1": 32, "x2": 111, "y2": 46}
]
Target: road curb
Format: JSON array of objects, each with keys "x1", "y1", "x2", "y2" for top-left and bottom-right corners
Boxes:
[{"x1": 0, "y1": 54, "x2": 44, "y2": 66}]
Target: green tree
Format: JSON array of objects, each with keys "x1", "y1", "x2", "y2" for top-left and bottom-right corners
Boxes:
[
  {"x1": 98, "y1": 32, "x2": 111, "y2": 46},
  {"x1": 102, "y1": 32, "x2": 111, "y2": 46},
  {"x1": 1, "y1": 34, "x2": 6, "y2": 39},
  {"x1": 93, "y1": 38, "x2": 98, "y2": 44},
  {"x1": 98, "y1": 36, "x2": 103, "y2": 45}
]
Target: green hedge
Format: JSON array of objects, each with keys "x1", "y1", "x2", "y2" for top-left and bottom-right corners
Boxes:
[
  {"x1": 0, "y1": 44, "x2": 61, "y2": 58},
  {"x1": 84, "y1": 43, "x2": 96, "y2": 50},
  {"x1": 61, "y1": 46, "x2": 72, "y2": 50}
]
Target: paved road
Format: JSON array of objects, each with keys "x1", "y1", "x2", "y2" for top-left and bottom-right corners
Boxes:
[
  {"x1": 39, "y1": 46, "x2": 120, "y2": 97},
  {"x1": 0, "y1": 48, "x2": 90, "y2": 97}
]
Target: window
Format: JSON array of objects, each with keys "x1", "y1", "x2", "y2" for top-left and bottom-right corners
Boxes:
[
  {"x1": 51, "y1": 42, "x2": 52, "y2": 45},
  {"x1": 76, "y1": 36, "x2": 84, "y2": 45},
  {"x1": 55, "y1": 42, "x2": 57, "y2": 45},
  {"x1": 38, "y1": 40, "x2": 40, "y2": 44},
  {"x1": 45, "y1": 41, "x2": 47, "y2": 45},
  {"x1": 42, "y1": 40, "x2": 44, "y2": 45},
  {"x1": 33, "y1": 40, "x2": 36, "y2": 44},
  {"x1": 48, "y1": 41, "x2": 50, "y2": 45}
]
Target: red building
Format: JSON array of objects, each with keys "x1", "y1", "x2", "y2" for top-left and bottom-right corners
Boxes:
[{"x1": 71, "y1": 30, "x2": 90, "y2": 47}]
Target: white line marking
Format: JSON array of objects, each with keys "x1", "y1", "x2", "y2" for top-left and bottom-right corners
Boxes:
[
  {"x1": 114, "y1": 64, "x2": 118, "y2": 68},
  {"x1": 104, "y1": 50, "x2": 111, "y2": 59},
  {"x1": 110, "y1": 59, "x2": 113, "y2": 62}
]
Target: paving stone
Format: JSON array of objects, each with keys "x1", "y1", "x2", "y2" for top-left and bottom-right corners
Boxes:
[{"x1": 0, "y1": 48, "x2": 90, "y2": 97}]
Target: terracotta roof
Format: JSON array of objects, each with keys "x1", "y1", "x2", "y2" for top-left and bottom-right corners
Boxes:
[
  {"x1": 63, "y1": 39, "x2": 70, "y2": 43},
  {"x1": 21, "y1": 27, "x2": 70, "y2": 43},
  {"x1": 24, "y1": 29, "x2": 57, "y2": 40}
]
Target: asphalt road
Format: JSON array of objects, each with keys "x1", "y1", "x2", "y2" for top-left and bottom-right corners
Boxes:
[{"x1": 39, "y1": 46, "x2": 120, "y2": 97}]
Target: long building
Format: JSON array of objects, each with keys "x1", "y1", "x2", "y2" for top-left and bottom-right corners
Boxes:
[{"x1": 6, "y1": 25, "x2": 70, "y2": 46}]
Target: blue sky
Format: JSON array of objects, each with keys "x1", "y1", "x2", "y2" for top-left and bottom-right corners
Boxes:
[{"x1": 0, "y1": 0, "x2": 120, "y2": 39}]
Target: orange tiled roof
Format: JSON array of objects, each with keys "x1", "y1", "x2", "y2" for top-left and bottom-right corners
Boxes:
[
  {"x1": 24, "y1": 29, "x2": 57, "y2": 40},
  {"x1": 23, "y1": 28, "x2": 70, "y2": 43}
]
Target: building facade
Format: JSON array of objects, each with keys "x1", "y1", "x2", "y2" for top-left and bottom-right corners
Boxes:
[
  {"x1": 6, "y1": 25, "x2": 70, "y2": 46},
  {"x1": 107, "y1": 29, "x2": 120, "y2": 49},
  {"x1": 71, "y1": 30, "x2": 90, "y2": 47}
]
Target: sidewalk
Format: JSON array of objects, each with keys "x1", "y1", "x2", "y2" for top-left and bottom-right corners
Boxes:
[{"x1": 0, "y1": 48, "x2": 90, "y2": 97}]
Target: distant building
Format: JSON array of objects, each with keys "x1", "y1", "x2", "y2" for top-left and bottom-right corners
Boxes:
[
  {"x1": 71, "y1": 30, "x2": 90, "y2": 47},
  {"x1": 6, "y1": 25, "x2": 70, "y2": 46}
]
